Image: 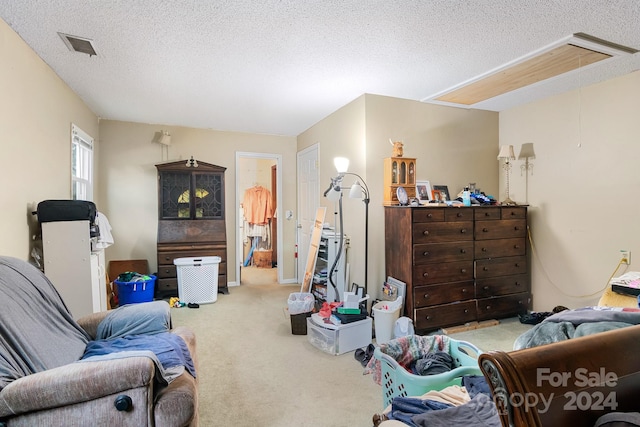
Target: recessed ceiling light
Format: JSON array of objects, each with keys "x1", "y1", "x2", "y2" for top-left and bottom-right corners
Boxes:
[
  {"x1": 424, "y1": 33, "x2": 638, "y2": 106},
  {"x1": 58, "y1": 32, "x2": 98, "y2": 57}
]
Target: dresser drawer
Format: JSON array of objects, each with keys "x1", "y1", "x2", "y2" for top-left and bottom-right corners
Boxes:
[
  {"x1": 414, "y1": 281, "x2": 475, "y2": 307},
  {"x1": 445, "y1": 208, "x2": 473, "y2": 221},
  {"x1": 474, "y1": 238, "x2": 526, "y2": 259},
  {"x1": 412, "y1": 221, "x2": 473, "y2": 244},
  {"x1": 413, "y1": 241, "x2": 474, "y2": 264},
  {"x1": 158, "y1": 249, "x2": 226, "y2": 266},
  {"x1": 476, "y1": 292, "x2": 530, "y2": 321},
  {"x1": 475, "y1": 256, "x2": 527, "y2": 279},
  {"x1": 157, "y1": 264, "x2": 177, "y2": 278},
  {"x1": 501, "y1": 207, "x2": 527, "y2": 219},
  {"x1": 156, "y1": 277, "x2": 178, "y2": 292},
  {"x1": 413, "y1": 208, "x2": 445, "y2": 223},
  {"x1": 413, "y1": 261, "x2": 474, "y2": 285},
  {"x1": 474, "y1": 207, "x2": 501, "y2": 220},
  {"x1": 476, "y1": 274, "x2": 529, "y2": 298},
  {"x1": 475, "y1": 219, "x2": 526, "y2": 240},
  {"x1": 415, "y1": 301, "x2": 477, "y2": 331}
]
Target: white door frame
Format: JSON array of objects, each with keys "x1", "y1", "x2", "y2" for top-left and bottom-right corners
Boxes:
[{"x1": 235, "y1": 151, "x2": 283, "y2": 284}]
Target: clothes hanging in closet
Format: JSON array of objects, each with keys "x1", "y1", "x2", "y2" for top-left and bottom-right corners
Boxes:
[{"x1": 243, "y1": 185, "x2": 273, "y2": 225}]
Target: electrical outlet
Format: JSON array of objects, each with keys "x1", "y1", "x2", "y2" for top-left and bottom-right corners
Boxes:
[{"x1": 620, "y1": 250, "x2": 631, "y2": 265}]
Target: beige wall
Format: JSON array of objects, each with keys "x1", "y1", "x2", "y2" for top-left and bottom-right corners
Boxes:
[
  {"x1": 0, "y1": 18, "x2": 99, "y2": 260},
  {"x1": 500, "y1": 70, "x2": 640, "y2": 310},
  {"x1": 298, "y1": 94, "x2": 499, "y2": 297},
  {"x1": 97, "y1": 121, "x2": 297, "y2": 283}
]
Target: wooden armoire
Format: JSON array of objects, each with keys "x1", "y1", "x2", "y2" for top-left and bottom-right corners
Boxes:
[{"x1": 155, "y1": 160, "x2": 228, "y2": 297}]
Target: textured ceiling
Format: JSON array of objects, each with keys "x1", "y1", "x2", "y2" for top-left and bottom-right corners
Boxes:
[{"x1": 1, "y1": 1, "x2": 639, "y2": 136}]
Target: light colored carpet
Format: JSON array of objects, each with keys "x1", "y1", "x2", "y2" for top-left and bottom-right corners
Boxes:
[
  {"x1": 239, "y1": 265, "x2": 277, "y2": 285},
  {"x1": 170, "y1": 278, "x2": 532, "y2": 427}
]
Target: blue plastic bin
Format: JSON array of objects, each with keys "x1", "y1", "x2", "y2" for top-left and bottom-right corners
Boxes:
[{"x1": 115, "y1": 275, "x2": 156, "y2": 305}]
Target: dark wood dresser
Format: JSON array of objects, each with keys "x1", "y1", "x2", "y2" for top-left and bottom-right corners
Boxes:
[
  {"x1": 384, "y1": 205, "x2": 530, "y2": 332},
  {"x1": 156, "y1": 160, "x2": 228, "y2": 297}
]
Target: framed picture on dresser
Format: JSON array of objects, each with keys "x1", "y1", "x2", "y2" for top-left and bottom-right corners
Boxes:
[
  {"x1": 416, "y1": 180, "x2": 432, "y2": 202},
  {"x1": 433, "y1": 185, "x2": 450, "y2": 201}
]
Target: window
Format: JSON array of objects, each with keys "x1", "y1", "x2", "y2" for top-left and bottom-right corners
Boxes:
[{"x1": 71, "y1": 124, "x2": 94, "y2": 201}]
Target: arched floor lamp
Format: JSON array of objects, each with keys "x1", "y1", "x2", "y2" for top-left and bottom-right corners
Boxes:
[{"x1": 324, "y1": 157, "x2": 370, "y2": 297}]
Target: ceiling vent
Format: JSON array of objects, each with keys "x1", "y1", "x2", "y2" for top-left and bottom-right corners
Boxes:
[
  {"x1": 424, "y1": 33, "x2": 638, "y2": 107},
  {"x1": 58, "y1": 32, "x2": 98, "y2": 57}
]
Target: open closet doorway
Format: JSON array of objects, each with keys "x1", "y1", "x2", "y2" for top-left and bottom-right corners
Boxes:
[{"x1": 235, "y1": 152, "x2": 283, "y2": 285}]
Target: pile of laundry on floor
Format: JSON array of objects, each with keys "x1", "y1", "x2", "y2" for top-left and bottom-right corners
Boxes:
[{"x1": 372, "y1": 378, "x2": 498, "y2": 427}]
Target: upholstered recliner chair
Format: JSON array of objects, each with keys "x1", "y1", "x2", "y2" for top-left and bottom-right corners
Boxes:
[{"x1": 0, "y1": 256, "x2": 198, "y2": 426}]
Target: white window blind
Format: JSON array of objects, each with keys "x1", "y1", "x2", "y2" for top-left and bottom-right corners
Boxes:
[{"x1": 71, "y1": 124, "x2": 94, "y2": 201}]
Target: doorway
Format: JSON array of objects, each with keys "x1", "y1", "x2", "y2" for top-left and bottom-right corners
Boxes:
[{"x1": 235, "y1": 152, "x2": 283, "y2": 285}]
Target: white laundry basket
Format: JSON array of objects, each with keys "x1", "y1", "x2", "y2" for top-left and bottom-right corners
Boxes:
[{"x1": 174, "y1": 256, "x2": 221, "y2": 304}]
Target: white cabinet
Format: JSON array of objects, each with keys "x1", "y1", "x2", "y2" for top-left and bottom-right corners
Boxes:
[
  {"x1": 312, "y1": 233, "x2": 348, "y2": 303},
  {"x1": 42, "y1": 220, "x2": 107, "y2": 318}
]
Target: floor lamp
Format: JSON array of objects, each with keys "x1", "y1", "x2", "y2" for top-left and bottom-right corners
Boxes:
[{"x1": 324, "y1": 157, "x2": 370, "y2": 297}]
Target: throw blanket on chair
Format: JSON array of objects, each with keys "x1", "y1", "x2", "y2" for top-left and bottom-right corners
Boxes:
[
  {"x1": 81, "y1": 332, "x2": 196, "y2": 384},
  {"x1": 84, "y1": 300, "x2": 195, "y2": 384},
  {"x1": 0, "y1": 256, "x2": 91, "y2": 390}
]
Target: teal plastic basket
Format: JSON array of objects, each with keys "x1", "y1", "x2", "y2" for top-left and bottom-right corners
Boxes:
[{"x1": 374, "y1": 338, "x2": 483, "y2": 408}]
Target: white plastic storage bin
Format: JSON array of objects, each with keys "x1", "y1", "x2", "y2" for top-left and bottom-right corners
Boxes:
[
  {"x1": 174, "y1": 256, "x2": 221, "y2": 304},
  {"x1": 306, "y1": 313, "x2": 372, "y2": 355}
]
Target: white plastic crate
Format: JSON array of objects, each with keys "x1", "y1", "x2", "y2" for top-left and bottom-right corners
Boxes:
[
  {"x1": 306, "y1": 313, "x2": 372, "y2": 355},
  {"x1": 174, "y1": 256, "x2": 221, "y2": 304}
]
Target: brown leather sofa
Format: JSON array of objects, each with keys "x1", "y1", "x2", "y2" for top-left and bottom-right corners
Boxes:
[{"x1": 479, "y1": 324, "x2": 640, "y2": 427}]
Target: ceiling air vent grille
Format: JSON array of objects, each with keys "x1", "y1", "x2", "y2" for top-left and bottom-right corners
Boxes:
[{"x1": 58, "y1": 32, "x2": 97, "y2": 57}]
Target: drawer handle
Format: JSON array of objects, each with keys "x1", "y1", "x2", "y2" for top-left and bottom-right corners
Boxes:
[
  {"x1": 511, "y1": 211, "x2": 516, "y2": 216},
  {"x1": 514, "y1": 226, "x2": 520, "y2": 231},
  {"x1": 483, "y1": 286, "x2": 489, "y2": 290},
  {"x1": 460, "y1": 268, "x2": 467, "y2": 273},
  {"x1": 423, "y1": 294, "x2": 430, "y2": 299},
  {"x1": 486, "y1": 305, "x2": 491, "y2": 310},
  {"x1": 485, "y1": 212, "x2": 490, "y2": 216},
  {"x1": 426, "y1": 315, "x2": 432, "y2": 320},
  {"x1": 515, "y1": 281, "x2": 521, "y2": 286},
  {"x1": 456, "y1": 212, "x2": 462, "y2": 217},
  {"x1": 463, "y1": 309, "x2": 469, "y2": 313},
  {"x1": 514, "y1": 245, "x2": 520, "y2": 249},
  {"x1": 423, "y1": 230, "x2": 430, "y2": 235},
  {"x1": 481, "y1": 247, "x2": 487, "y2": 252},
  {"x1": 483, "y1": 267, "x2": 489, "y2": 271},
  {"x1": 483, "y1": 228, "x2": 489, "y2": 232},
  {"x1": 423, "y1": 272, "x2": 429, "y2": 277},
  {"x1": 460, "y1": 249, "x2": 466, "y2": 254},
  {"x1": 460, "y1": 228, "x2": 467, "y2": 234},
  {"x1": 462, "y1": 288, "x2": 467, "y2": 293},
  {"x1": 427, "y1": 213, "x2": 433, "y2": 218},
  {"x1": 422, "y1": 251, "x2": 430, "y2": 256},
  {"x1": 164, "y1": 269, "x2": 171, "y2": 273},
  {"x1": 515, "y1": 263, "x2": 520, "y2": 267}
]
